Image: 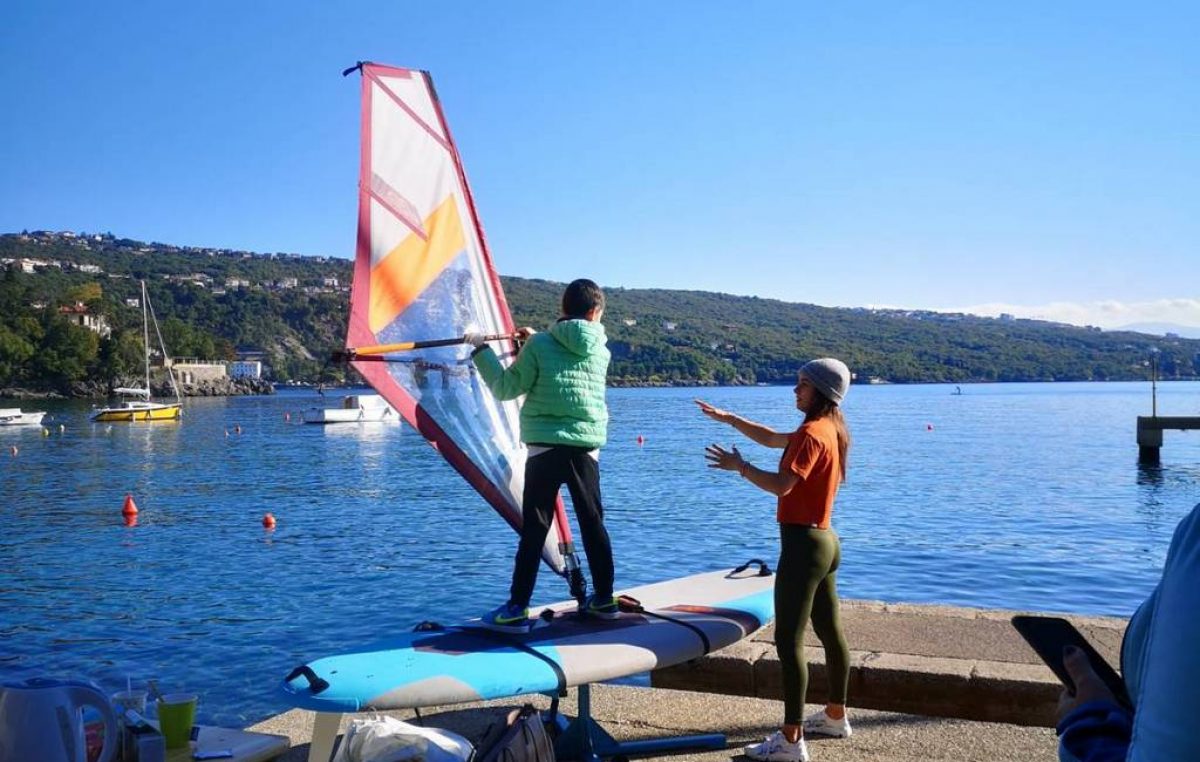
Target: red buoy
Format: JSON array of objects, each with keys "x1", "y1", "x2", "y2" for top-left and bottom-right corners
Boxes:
[
  {"x1": 122, "y1": 494, "x2": 139, "y2": 517},
  {"x1": 262, "y1": 512, "x2": 276, "y2": 530},
  {"x1": 636, "y1": 435, "x2": 644, "y2": 446},
  {"x1": 926, "y1": 424, "x2": 934, "y2": 431},
  {"x1": 123, "y1": 514, "x2": 138, "y2": 528}
]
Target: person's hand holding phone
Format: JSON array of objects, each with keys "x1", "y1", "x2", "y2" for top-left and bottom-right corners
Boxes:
[{"x1": 1057, "y1": 645, "x2": 1119, "y2": 719}]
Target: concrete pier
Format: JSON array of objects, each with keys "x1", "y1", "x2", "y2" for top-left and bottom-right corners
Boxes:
[
  {"x1": 253, "y1": 684, "x2": 1060, "y2": 762},
  {"x1": 1137, "y1": 415, "x2": 1200, "y2": 462},
  {"x1": 652, "y1": 600, "x2": 1126, "y2": 728}
]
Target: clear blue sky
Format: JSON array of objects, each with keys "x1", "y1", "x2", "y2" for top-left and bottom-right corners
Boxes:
[{"x1": 3, "y1": 1, "x2": 1197, "y2": 331}]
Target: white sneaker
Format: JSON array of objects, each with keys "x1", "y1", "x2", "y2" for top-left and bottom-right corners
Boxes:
[
  {"x1": 803, "y1": 709, "x2": 852, "y2": 738},
  {"x1": 743, "y1": 731, "x2": 810, "y2": 761}
]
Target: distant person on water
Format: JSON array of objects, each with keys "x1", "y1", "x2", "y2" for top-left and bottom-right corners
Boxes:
[
  {"x1": 1055, "y1": 501, "x2": 1200, "y2": 761},
  {"x1": 698, "y1": 358, "x2": 854, "y2": 762},
  {"x1": 467, "y1": 278, "x2": 616, "y2": 632}
]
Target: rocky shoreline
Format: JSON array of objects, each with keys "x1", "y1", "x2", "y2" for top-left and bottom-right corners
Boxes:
[{"x1": 1, "y1": 377, "x2": 275, "y2": 400}]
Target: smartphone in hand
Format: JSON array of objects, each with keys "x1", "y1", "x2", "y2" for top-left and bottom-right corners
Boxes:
[{"x1": 1011, "y1": 615, "x2": 1132, "y2": 710}]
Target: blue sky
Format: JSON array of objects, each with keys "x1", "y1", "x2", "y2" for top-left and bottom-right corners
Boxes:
[{"x1": 3, "y1": 2, "x2": 1197, "y2": 332}]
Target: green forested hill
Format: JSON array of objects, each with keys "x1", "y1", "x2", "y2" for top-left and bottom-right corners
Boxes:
[{"x1": 1, "y1": 231, "x2": 1193, "y2": 394}]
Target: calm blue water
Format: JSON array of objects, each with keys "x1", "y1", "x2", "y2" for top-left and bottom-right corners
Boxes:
[{"x1": 2, "y1": 382, "x2": 1199, "y2": 727}]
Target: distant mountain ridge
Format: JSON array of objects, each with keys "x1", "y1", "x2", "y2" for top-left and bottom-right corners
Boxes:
[
  {"x1": 1, "y1": 230, "x2": 1197, "y2": 393},
  {"x1": 1115, "y1": 322, "x2": 1200, "y2": 340}
]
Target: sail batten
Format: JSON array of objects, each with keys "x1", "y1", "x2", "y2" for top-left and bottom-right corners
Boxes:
[{"x1": 347, "y1": 64, "x2": 567, "y2": 574}]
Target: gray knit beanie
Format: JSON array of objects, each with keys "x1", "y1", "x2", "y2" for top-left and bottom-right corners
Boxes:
[{"x1": 799, "y1": 358, "x2": 851, "y2": 404}]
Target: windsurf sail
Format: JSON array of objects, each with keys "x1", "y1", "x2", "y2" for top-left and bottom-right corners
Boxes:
[{"x1": 343, "y1": 63, "x2": 575, "y2": 581}]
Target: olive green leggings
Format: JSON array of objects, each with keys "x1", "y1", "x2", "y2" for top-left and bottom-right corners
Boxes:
[{"x1": 775, "y1": 524, "x2": 850, "y2": 725}]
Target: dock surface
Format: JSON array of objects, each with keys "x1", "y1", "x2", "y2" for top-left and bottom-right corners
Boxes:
[
  {"x1": 654, "y1": 599, "x2": 1127, "y2": 727},
  {"x1": 253, "y1": 684, "x2": 1059, "y2": 761}
]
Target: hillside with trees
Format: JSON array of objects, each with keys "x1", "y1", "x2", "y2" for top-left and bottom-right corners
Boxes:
[{"x1": 1, "y1": 230, "x2": 1193, "y2": 396}]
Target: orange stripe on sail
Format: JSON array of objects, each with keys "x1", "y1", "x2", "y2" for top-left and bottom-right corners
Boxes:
[{"x1": 368, "y1": 195, "x2": 467, "y2": 334}]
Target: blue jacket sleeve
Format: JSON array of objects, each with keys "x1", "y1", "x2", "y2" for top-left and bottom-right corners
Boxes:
[{"x1": 1057, "y1": 700, "x2": 1132, "y2": 762}]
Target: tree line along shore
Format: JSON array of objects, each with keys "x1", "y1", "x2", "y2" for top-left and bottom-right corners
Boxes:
[{"x1": 1, "y1": 230, "x2": 1195, "y2": 397}]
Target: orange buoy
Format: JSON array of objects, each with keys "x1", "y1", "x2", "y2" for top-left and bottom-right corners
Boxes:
[
  {"x1": 122, "y1": 494, "x2": 139, "y2": 517},
  {"x1": 262, "y1": 512, "x2": 276, "y2": 530}
]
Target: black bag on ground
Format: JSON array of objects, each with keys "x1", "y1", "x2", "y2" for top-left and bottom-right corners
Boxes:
[{"x1": 476, "y1": 704, "x2": 556, "y2": 762}]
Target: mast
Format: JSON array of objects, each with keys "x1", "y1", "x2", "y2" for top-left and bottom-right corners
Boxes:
[{"x1": 141, "y1": 280, "x2": 151, "y2": 396}]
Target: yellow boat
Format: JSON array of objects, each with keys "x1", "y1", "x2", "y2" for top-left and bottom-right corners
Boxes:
[
  {"x1": 91, "y1": 398, "x2": 182, "y2": 422},
  {"x1": 92, "y1": 280, "x2": 183, "y2": 423}
]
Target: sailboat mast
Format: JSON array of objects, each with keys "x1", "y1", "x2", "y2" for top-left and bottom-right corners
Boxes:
[{"x1": 141, "y1": 280, "x2": 151, "y2": 396}]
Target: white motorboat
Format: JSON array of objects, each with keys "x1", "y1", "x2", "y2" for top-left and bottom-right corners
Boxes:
[
  {"x1": 0, "y1": 408, "x2": 46, "y2": 426},
  {"x1": 303, "y1": 394, "x2": 399, "y2": 424}
]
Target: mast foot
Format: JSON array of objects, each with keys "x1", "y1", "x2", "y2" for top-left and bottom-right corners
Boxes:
[{"x1": 549, "y1": 683, "x2": 725, "y2": 761}]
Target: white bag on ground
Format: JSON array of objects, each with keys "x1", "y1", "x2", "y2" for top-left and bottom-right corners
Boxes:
[{"x1": 332, "y1": 714, "x2": 474, "y2": 762}]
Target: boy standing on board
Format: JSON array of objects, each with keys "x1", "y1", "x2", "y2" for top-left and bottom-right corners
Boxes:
[{"x1": 467, "y1": 278, "x2": 616, "y2": 632}]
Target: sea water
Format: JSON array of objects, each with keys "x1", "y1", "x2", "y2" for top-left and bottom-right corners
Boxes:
[{"x1": 2, "y1": 382, "x2": 1198, "y2": 726}]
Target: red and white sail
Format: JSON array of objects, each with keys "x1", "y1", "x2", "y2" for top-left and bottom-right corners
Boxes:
[{"x1": 346, "y1": 64, "x2": 567, "y2": 573}]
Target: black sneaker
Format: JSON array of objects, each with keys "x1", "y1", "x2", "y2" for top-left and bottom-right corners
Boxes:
[
  {"x1": 584, "y1": 594, "x2": 620, "y2": 620},
  {"x1": 479, "y1": 602, "x2": 530, "y2": 632}
]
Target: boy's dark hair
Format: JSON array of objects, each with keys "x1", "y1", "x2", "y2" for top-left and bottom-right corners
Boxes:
[{"x1": 561, "y1": 278, "x2": 605, "y2": 318}]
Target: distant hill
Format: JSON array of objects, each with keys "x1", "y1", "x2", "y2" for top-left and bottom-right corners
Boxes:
[
  {"x1": 1, "y1": 230, "x2": 1196, "y2": 395},
  {"x1": 1116, "y1": 322, "x2": 1200, "y2": 340}
]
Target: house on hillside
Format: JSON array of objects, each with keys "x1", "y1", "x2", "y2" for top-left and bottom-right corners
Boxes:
[{"x1": 59, "y1": 303, "x2": 111, "y2": 338}]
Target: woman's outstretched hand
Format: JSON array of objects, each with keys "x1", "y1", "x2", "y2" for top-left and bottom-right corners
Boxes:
[
  {"x1": 705, "y1": 443, "x2": 745, "y2": 472},
  {"x1": 695, "y1": 399, "x2": 733, "y2": 424}
]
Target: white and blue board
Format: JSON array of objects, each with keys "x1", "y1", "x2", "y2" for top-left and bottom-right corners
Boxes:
[{"x1": 280, "y1": 565, "x2": 774, "y2": 714}]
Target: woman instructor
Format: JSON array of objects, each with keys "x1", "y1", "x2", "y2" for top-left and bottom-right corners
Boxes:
[{"x1": 698, "y1": 358, "x2": 854, "y2": 762}]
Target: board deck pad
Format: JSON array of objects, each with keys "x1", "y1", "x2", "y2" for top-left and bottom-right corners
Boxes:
[{"x1": 280, "y1": 565, "x2": 775, "y2": 712}]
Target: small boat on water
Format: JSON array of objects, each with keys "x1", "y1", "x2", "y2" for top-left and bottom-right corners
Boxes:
[
  {"x1": 91, "y1": 390, "x2": 182, "y2": 422},
  {"x1": 92, "y1": 280, "x2": 182, "y2": 423},
  {"x1": 303, "y1": 394, "x2": 398, "y2": 424},
  {"x1": 0, "y1": 408, "x2": 46, "y2": 426}
]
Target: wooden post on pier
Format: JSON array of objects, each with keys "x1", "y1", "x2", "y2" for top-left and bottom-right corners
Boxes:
[{"x1": 1138, "y1": 416, "x2": 1200, "y2": 464}]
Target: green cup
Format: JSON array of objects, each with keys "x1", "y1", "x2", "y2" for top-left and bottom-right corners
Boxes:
[{"x1": 156, "y1": 693, "x2": 197, "y2": 749}]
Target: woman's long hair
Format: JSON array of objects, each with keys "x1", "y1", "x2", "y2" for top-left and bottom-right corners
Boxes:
[{"x1": 804, "y1": 392, "x2": 850, "y2": 483}]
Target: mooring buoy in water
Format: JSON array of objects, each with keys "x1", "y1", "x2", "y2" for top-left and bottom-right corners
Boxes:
[{"x1": 121, "y1": 494, "x2": 139, "y2": 526}]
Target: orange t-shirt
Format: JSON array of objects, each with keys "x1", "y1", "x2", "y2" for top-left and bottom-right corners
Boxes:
[{"x1": 776, "y1": 417, "x2": 842, "y2": 528}]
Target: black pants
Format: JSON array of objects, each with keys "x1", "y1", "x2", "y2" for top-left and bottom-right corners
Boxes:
[{"x1": 509, "y1": 446, "x2": 614, "y2": 608}]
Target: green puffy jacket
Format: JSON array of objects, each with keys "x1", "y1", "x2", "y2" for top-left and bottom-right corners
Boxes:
[{"x1": 472, "y1": 319, "x2": 610, "y2": 448}]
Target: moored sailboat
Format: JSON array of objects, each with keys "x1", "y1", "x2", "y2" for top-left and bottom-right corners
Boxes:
[{"x1": 92, "y1": 281, "x2": 182, "y2": 422}]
